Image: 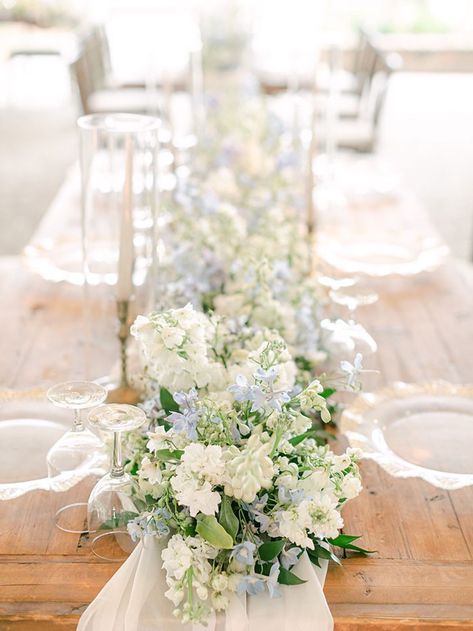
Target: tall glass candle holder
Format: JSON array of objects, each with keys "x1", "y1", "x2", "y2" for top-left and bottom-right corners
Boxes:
[{"x1": 78, "y1": 114, "x2": 160, "y2": 404}]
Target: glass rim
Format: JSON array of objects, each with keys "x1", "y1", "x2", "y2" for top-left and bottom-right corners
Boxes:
[{"x1": 77, "y1": 113, "x2": 161, "y2": 134}]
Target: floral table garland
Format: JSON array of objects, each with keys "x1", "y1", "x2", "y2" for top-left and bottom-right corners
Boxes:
[{"x1": 79, "y1": 95, "x2": 372, "y2": 629}]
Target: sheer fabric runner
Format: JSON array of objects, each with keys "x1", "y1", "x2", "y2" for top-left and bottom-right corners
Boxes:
[{"x1": 78, "y1": 536, "x2": 333, "y2": 631}]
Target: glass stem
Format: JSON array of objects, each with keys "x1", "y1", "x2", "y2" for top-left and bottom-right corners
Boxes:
[
  {"x1": 111, "y1": 431, "x2": 124, "y2": 478},
  {"x1": 73, "y1": 409, "x2": 84, "y2": 432}
]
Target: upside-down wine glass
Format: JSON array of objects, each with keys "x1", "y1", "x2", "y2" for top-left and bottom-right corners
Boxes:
[
  {"x1": 46, "y1": 381, "x2": 108, "y2": 533},
  {"x1": 324, "y1": 276, "x2": 379, "y2": 357},
  {"x1": 87, "y1": 403, "x2": 147, "y2": 561}
]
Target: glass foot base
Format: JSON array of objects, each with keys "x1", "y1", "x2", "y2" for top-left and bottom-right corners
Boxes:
[
  {"x1": 55, "y1": 502, "x2": 88, "y2": 534},
  {"x1": 90, "y1": 529, "x2": 137, "y2": 561}
]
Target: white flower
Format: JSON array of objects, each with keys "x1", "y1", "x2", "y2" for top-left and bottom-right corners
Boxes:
[
  {"x1": 224, "y1": 434, "x2": 275, "y2": 502},
  {"x1": 298, "y1": 470, "x2": 331, "y2": 496},
  {"x1": 161, "y1": 535, "x2": 194, "y2": 581},
  {"x1": 171, "y1": 444, "x2": 225, "y2": 516},
  {"x1": 341, "y1": 474, "x2": 362, "y2": 500},
  {"x1": 146, "y1": 427, "x2": 168, "y2": 453},
  {"x1": 277, "y1": 506, "x2": 313, "y2": 548},
  {"x1": 339, "y1": 352, "x2": 374, "y2": 392},
  {"x1": 139, "y1": 456, "x2": 162, "y2": 485},
  {"x1": 300, "y1": 494, "x2": 344, "y2": 539},
  {"x1": 181, "y1": 443, "x2": 225, "y2": 485},
  {"x1": 131, "y1": 304, "x2": 225, "y2": 393},
  {"x1": 298, "y1": 380, "x2": 331, "y2": 423},
  {"x1": 165, "y1": 584, "x2": 185, "y2": 607}
]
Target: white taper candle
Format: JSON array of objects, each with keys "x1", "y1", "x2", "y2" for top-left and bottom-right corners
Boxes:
[{"x1": 116, "y1": 135, "x2": 134, "y2": 301}]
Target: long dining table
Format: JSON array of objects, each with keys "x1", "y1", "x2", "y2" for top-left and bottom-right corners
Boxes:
[{"x1": 1, "y1": 163, "x2": 473, "y2": 630}]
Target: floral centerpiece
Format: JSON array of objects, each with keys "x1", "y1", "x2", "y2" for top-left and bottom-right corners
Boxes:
[{"x1": 123, "y1": 304, "x2": 370, "y2": 626}]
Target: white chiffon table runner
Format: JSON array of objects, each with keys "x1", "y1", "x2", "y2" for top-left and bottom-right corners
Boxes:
[{"x1": 78, "y1": 536, "x2": 333, "y2": 631}]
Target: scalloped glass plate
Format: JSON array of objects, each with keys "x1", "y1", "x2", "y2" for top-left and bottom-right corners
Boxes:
[
  {"x1": 0, "y1": 389, "x2": 76, "y2": 500},
  {"x1": 318, "y1": 234, "x2": 448, "y2": 277},
  {"x1": 340, "y1": 381, "x2": 473, "y2": 489}
]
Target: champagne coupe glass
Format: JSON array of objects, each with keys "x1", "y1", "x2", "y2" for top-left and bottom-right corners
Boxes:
[
  {"x1": 329, "y1": 278, "x2": 378, "y2": 323},
  {"x1": 326, "y1": 277, "x2": 379, "y2": 357},
  {"x1": 87, "y1": 403, "x2": 147, "y2": 561},
  {"x1": 46, "y1": 381, "x2": 108, "y2": 533}
]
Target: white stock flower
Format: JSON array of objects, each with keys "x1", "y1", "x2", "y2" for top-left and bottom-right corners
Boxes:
[
  {"x1": 277, "y1": 506, "x2": 313, "y2": 549},
  {"x1": 131, "y1": 304, "x2": 226, "y2": 393},
  {"x1": 171, "y1": 444, "x2": 225, "y2": 516},
  {"x1": 300, "y1": 494, "x2": 344, "y2": 539}
]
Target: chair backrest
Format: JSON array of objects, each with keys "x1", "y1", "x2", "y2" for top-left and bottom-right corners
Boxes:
[
  {"x1": 362, "y1": 48, "x2": 402, "y2": 149},
  {"x1": 70, "y1": 50, "x2": 93, "y2": 114},
  {"x1": 371, "y1": 51, "x2": 402, "y2": 127},
  {"x1": 70, "y1": 24, "x2": 112, "y2": 114},
  {"x1": 81, "y1": 27, "x2": 107, "y2": 93}
]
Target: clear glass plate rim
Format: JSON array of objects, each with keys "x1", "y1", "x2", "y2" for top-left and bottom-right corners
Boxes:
[{"x1": 340, "y1": 380, "x2": 473, "y2": 489}]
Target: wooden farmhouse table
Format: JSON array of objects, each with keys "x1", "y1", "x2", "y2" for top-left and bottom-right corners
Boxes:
[{"x1": 1, "y1": 166, "x2": 473, "y2": 630}]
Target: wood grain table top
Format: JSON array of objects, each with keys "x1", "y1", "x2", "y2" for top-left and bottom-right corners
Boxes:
[{"x1": 1, "y1": 173, "x2": 473, "y2": 629}]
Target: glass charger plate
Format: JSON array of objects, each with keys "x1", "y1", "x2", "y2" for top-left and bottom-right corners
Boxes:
[
  {"x1": 317, "y1": 234, "x2": 448, "y2": 277},
  {"x1": 0, "y1": 389, "x2": 71, "y2": 500},
  {"x1": 340, "y1": 381, "x2": 473, "y2": 489}
]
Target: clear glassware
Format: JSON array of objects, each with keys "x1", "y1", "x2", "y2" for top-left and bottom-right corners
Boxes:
[
  {"x1": 324, "y1": 277, "x2": 379, "y2": 358},
  {"x1": 46, "y1": 381, "x2": 108, "y2": 533},
  {"x1": 329, "y1": 280, "x2": 378, "y2": 320},
  {"x1": 87, "y1": 403, "x2": 147, "y2": 561},
  {"x1": 79, "y1": 113, "x2": 160, "y2": 398}
]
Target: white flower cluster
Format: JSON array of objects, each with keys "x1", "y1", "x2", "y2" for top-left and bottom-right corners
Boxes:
[
  {"x1": 126, "y1": 305, "x2": 364, "y2": 625},
  {"x1": 131, "y1": 304, "x2": 225, "y2": 393},
  {"x1": 122, "y1": 86, "x2": 372, "y2": 626},
  {"x1": 171, "y1": 444, "x2": 225, "y2": 517}
]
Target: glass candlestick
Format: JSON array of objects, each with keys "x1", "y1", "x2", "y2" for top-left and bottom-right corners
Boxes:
[
  {"x1": 78, "y1": 114, "x2": 160, "y2": 399},
  {"x1": 106, "y1": 299, "x2": 140, "y2": 404}
]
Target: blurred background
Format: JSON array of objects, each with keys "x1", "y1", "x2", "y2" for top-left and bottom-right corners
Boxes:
[{"x1": 1, "y1": 0, "x2": 473, "y2": 260}]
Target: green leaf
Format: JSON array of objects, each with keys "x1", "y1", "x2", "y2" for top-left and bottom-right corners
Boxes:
[
  {"x1": 307, "y1": 548, "x2": 321, "y2": 567},
  {"x1": 196, "y1": 514, "x2": 233, "y2": 549},
  {"x1": 320, "y1": 388, "x2": 336, "y2": 399},
  {"x1": 154, "y1": 448, "x2": 183, "y2": 461},
  {"x1": 327, "y1": 534, "x2": 361, "y2": 547},
  {"x1": 327, "y1": 535, "x2": 375, "y2": 555},
  {"x1": 277, "y1": 567, "x2": 307, "y2": 585},
  {"x1": 289, "y1": 429, "x2": 317, "y2": 447},
  {"x1": 160, "y1": 387, "x2": 180, "y2": 414},
  {"x1": 258, "y1": 539, "x2": 286, "y2": 562},
  {"x1": 219, "y1": 496, "x2": 239, "y2": 542},
  {"x1": 99, "y1": 510, "x2": 139, "y2": 530},
  {"x1": 295, "y1": 356, "x2": 313, "y2": 372}
]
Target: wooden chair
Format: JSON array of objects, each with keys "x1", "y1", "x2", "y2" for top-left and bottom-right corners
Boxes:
[
  {"x1": 69, "y1": 43, "x2": 162, "y2": 115},
  {"x1": 316, "y1": 48, "x2": 402, "y2": 152}
]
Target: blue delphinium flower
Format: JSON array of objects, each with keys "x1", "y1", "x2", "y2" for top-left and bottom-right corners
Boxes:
[
  {"x1": 245, "y1": 494, "x2": 270, "y2": 532},
  {"x1": 149, "y1": 507, "x2": 171, "y2": 537},
  {"x1": 231, "y1": 541, "x2": 256, "y2": 566},
  {"x1": 253, "y1": 366, "x2": 291, "y2": 412},
  {"x1": 280, "y1": 546, "x2": 302, "y2": 570},
  {"x1": 278, "y1": 486, "x2": 305, "y2": 504},
  {"x1": 173, "y1": 388, "x2": 198, "y2": 411},
  {"x1": 267, "y1": 561, "x2": 282, "y2": 598},
  {"x1": 228, "y1": 375, "x2": 266, "y2": 412},
  {"x1": 237, "y1": 575, "x2": 266, "y2": 596},
  {"x1": 167, "y1": 410, "x2": 199, "y2": 441},
  {"x1": 254, "y1": 366, "x2": 279, "y2": 386}
]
